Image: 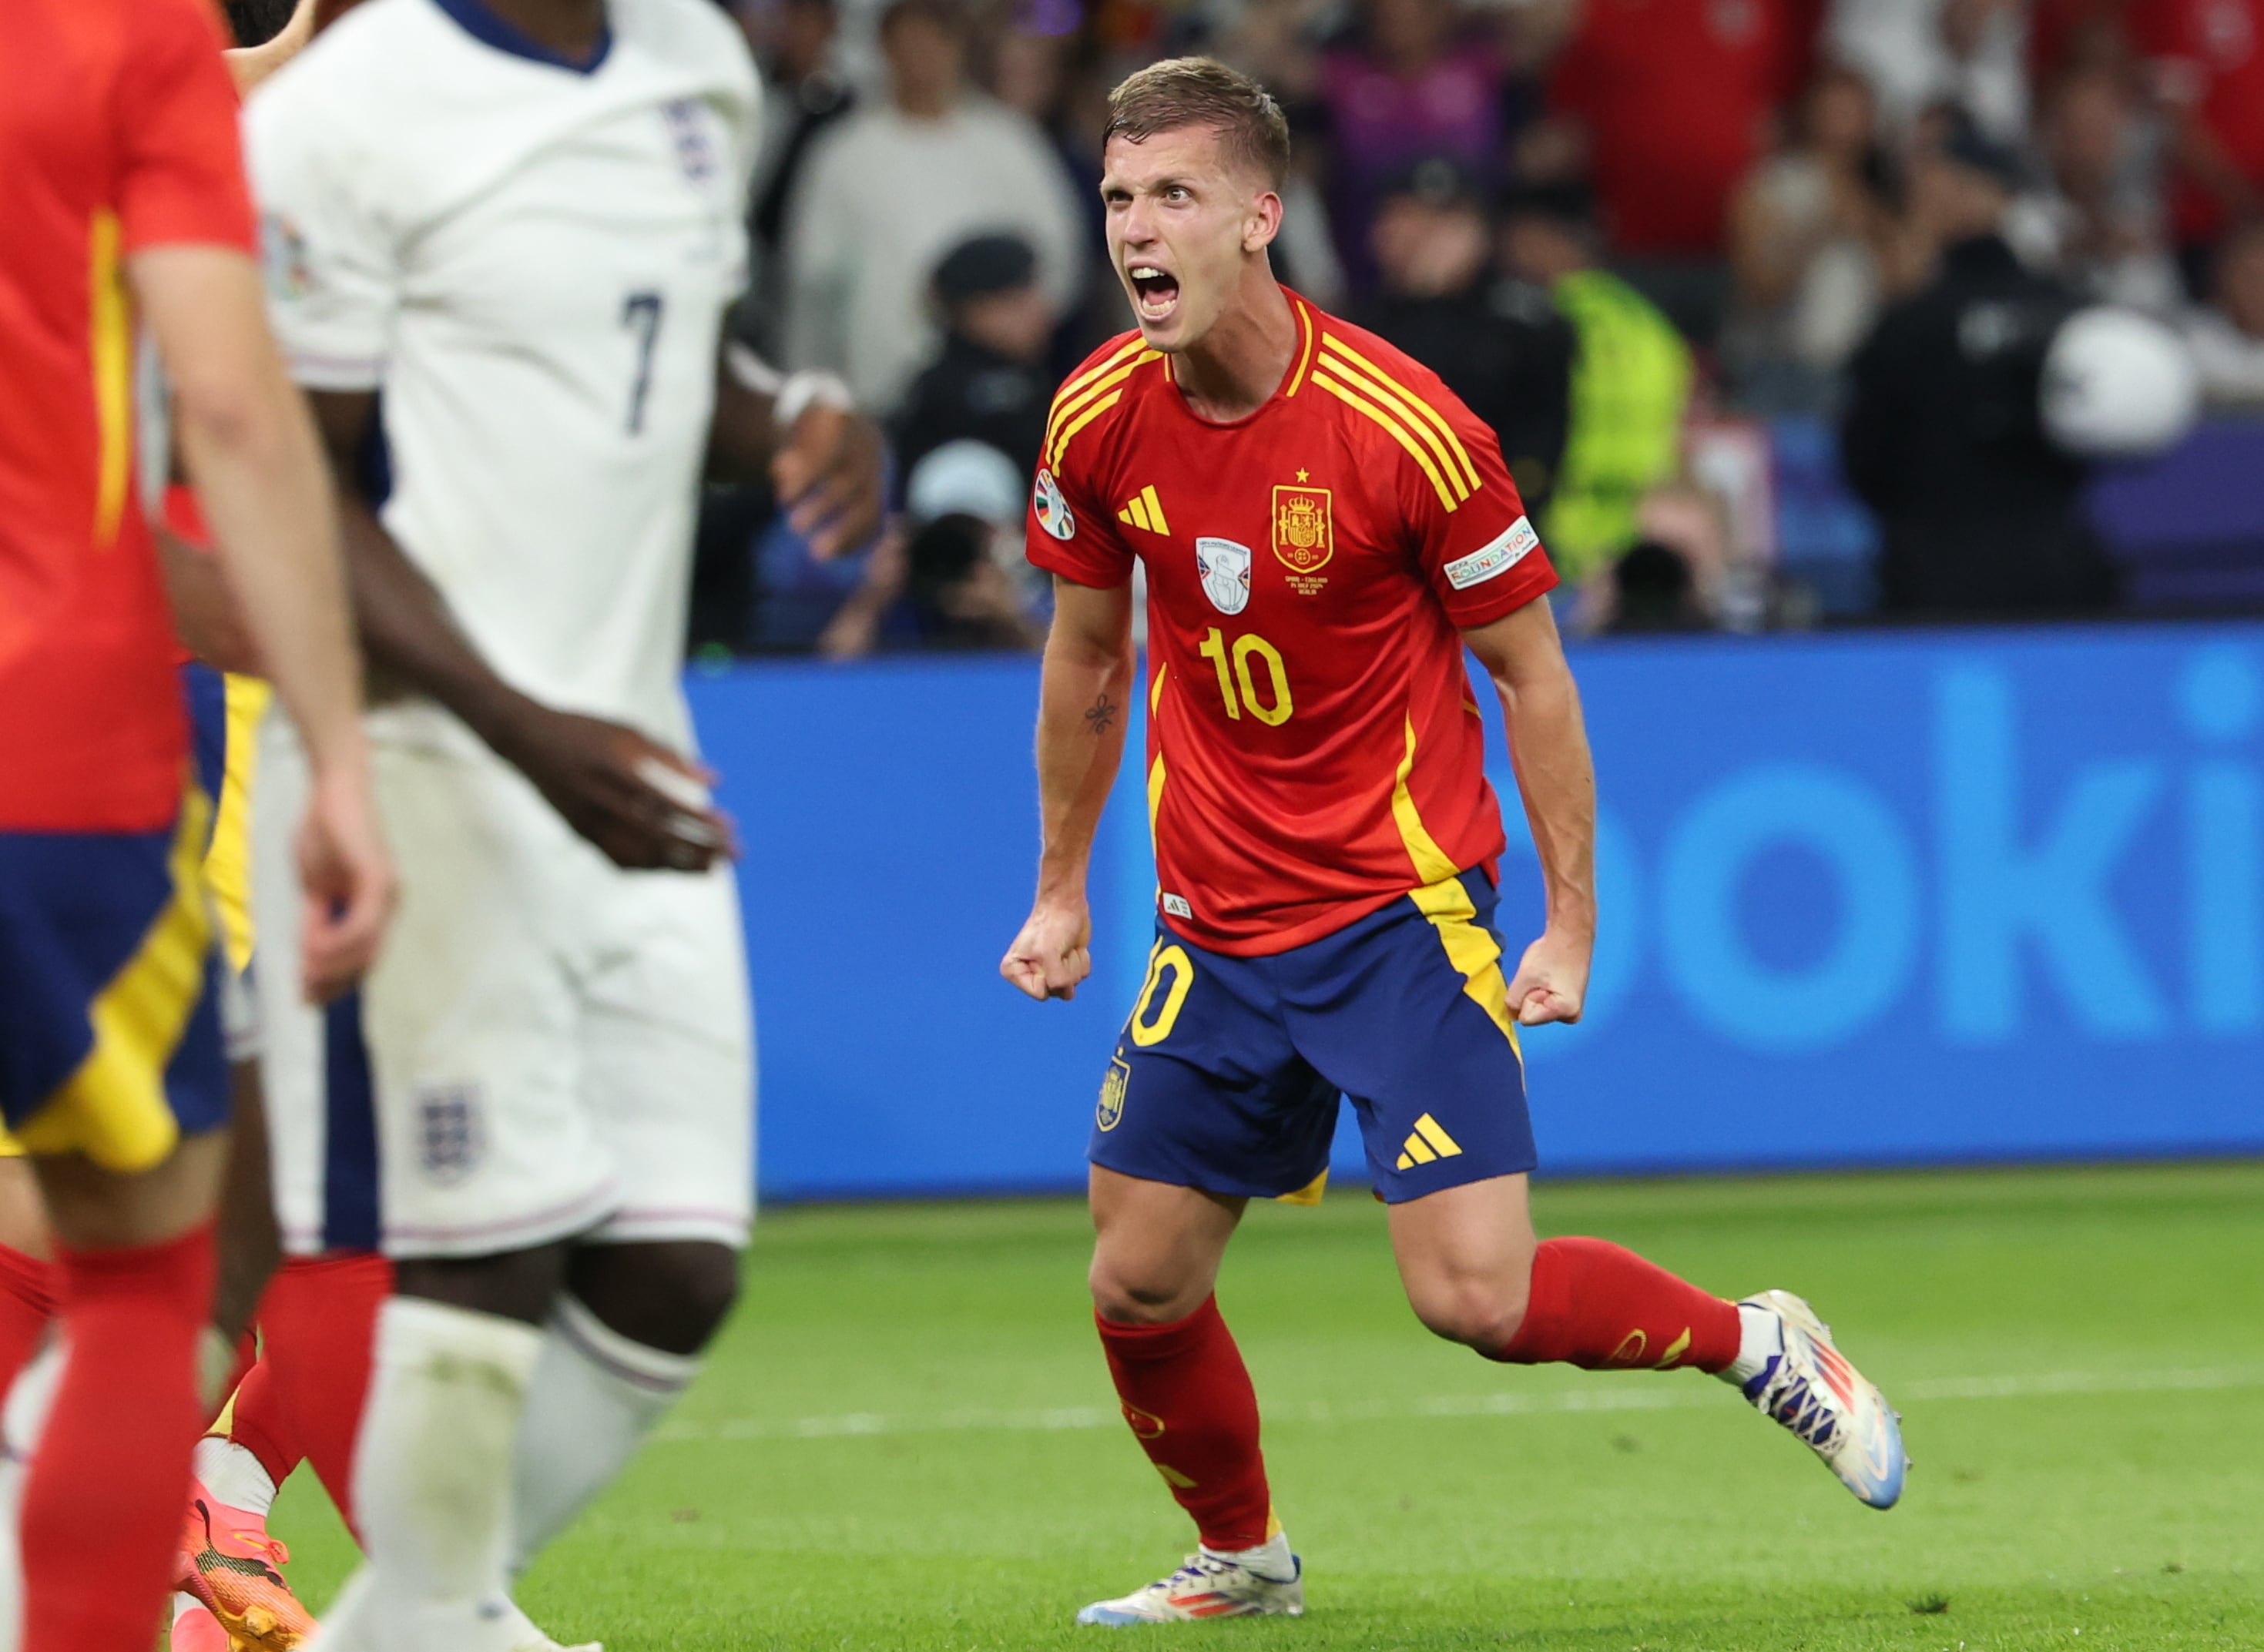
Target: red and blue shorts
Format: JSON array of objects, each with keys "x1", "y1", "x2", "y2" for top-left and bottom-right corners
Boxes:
[{"x1": 1089, "y1": 867, "x2": 1538, "y2": 1204}]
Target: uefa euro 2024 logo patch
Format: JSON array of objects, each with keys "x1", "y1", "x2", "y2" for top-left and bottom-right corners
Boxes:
[
  {"x1": 1195, "y1": 537, "x2": 1252, "y2": 615},
  {"x1": 1034, "y1": 468, "x2": 1075, "y2": 540}
]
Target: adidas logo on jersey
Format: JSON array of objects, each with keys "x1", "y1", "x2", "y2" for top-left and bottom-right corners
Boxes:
[
  {"x1": 1117, "y1": 485, "x2": 1171, "y2": 536},
  {"x1": 1394, "y1": 1113, "x2": 1464, "y2": 1171}
]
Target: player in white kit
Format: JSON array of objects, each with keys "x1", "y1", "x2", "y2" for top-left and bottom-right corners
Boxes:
[{"x1": 243, "y1": 0, "x2": 881, "y2": 1642}]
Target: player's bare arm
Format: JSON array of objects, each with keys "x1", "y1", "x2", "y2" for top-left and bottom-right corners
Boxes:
[
  {"x1": 222, "y1": 0, "x2": 318, "y2": 94},
  {"x1": 132, "y1": 243, "x2": 394, "y2": 1002},
  {"x1": 304, "y1": 388, "x2": 734, "y2": 873},
  {"x1": 1463, "y1": 598, "x2": 1598, "y2": 1027},
  {"x1": 1001, "y1": 576, "x2": 1136, "y2": 1001},
  {"x1": 709, "y1": 343, "x2": 886, "y2": 560}
]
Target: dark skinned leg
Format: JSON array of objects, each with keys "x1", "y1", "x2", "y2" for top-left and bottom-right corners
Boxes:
[
  {"x1": 562, "y1": 1238, "x2": 739, "y2": 1357},
  {"x1": 393, "y1": 1242, "x2": 569, "y2": 1329},
  {"x1": 210, "y1": 1058, "x2": 281, "y2": 1347}
]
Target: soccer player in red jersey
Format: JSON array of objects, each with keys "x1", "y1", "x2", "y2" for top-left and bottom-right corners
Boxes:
[
  {"x1": 0, "y1": 0, "x2": 393, "y2": 1644},
  {"x1": 1000, "y1": 59, "x2": 1908, "y2": 1625}
]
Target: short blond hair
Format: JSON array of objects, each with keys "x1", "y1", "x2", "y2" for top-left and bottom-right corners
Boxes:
[{"x1": 1103, "y1": 57, "x2": 1292, "y2": 190}]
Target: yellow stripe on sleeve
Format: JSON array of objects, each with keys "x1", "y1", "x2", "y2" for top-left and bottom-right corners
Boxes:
[
  {"x1": 1316, "y1": 349, "x2": 1470, "y2": 504},
  {"x1": 1050, "y1": 390, "x2": 1124, "y2": 471},
  {"x1": 1312, "y1": 371, "x2": 1460, "y2": 514},
  {"x1": 1045, "y1": 351, "x2": 1157, "y2": 462},
  {"x1": 1320, "y1": 333, "x2": 1481, "y2": 494}
]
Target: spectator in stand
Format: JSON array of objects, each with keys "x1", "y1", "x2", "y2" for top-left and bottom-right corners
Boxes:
[
  {"x1": 1843, "y1": 118, "x2": 2119, "y2": 615},
  {"x1": 1827, "y1": 0, "x2": 2031, "y2": 141},
  {"x1": 1313, "y1": 0, "x2": 1524, "y2": 299},
  {"x1": 2132, "y1": 0, "x2": 2264, "y2": 286},
  {"x1": 1722, "y1": 63, "x2": 1896, "y2": 412},
  {"x1": 1538, "y1": 0, "x2": 1807, "y2": 343},
  {"x1": 2183, "y1": 219, "x2": 2264, "y2": 403},
  {"x1": 2016, "y1": 63, "x2": 2182, "y2": 312},
  {"x1": 1598, "y1": 483, "x2": 1739, "y2": 634},
  {"x1": 820, "y1": 441, "x2": 1047, "y2": 656},
  {"x1": 1358, "y1": 156, "x2": 1571, "y2": 513},
  {"x1": 745, "y1": 0, "x2": 857, "y2": 355},
  {"x1": 895, "y1": 233, "x2": 1058, "y2": 477},
  {"x1": 1498, "y1": 181, "x2": 1692, "y2": 588},
  {"x1": 783, "y1": 0, "x2": 1085, "y2": 414}
]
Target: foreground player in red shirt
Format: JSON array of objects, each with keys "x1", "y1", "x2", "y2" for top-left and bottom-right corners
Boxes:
[
  {"x1": 0, "y1": 0, "x2": 392, "y2": 1644},
  {"x1": 1001, "y1": 59, "x2": 1907, "y2": 1625}
]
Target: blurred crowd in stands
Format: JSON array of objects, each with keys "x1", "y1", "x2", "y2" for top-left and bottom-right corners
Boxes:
[{"x1": 690, "y1": 0, "x2": 2264, "y2": 654}]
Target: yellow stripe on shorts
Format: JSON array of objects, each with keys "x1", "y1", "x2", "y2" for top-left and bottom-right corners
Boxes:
[{"x1": 15, "y1": 789, "x2": 216, "y2": 1173}]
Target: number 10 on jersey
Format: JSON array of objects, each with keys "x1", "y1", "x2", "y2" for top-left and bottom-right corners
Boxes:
[{"x1": 1197, "y1": 627, "x2": 1293, "y2": 726}]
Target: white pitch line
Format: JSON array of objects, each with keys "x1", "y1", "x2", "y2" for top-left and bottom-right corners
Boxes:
[{"x1": 653, "y1": 1365, "x2": 2264, "y2": 1446}]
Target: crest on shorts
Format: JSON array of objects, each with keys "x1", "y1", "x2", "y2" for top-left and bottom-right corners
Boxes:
[
  {"x1": 1272, "y1": 483, "x2": 1333, "y2": 575},
  {"x1": 1097, "y1": 1053, "x2": 1131, "y2": 1132},
  {"x1": 415, "y1": 1084, "x2": 487, "y2": 1187},
  {"x1": 1194, "y1": 537, "x2": 1252, "y2": 615}
]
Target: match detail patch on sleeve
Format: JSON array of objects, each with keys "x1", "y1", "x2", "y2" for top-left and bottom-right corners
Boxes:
[{"x1": 1444, "y1": 515, "x2": 1540, "y2": 590}]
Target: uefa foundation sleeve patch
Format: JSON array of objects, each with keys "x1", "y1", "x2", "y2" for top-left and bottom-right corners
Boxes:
[{"x1": 1444, "y1": 515, "x2": 1541, "y2": 591}]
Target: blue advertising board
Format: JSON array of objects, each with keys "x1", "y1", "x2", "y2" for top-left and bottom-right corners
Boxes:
[{"x1": 688, "y1": 623, "x2": 2264, "y2": 1202}]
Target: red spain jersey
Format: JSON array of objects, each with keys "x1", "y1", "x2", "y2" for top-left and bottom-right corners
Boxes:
[
  {"x1": 1027, "y1": 293, "x2": 1558, "y2": 956},
  {"x1": 0, "y1": 0, "x2": 257, "y2": 831}
]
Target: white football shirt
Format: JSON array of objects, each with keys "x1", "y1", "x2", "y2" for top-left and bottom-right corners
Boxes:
[{"x1": 247, "y1": 0, "x2": 760, "y2": 750}]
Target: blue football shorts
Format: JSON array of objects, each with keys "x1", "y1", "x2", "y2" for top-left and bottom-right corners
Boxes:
[{"x1": 1088, "y1": 866, "x2": 1538, "y2": 1204}]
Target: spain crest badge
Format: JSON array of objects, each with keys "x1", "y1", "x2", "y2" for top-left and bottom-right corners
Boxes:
[{"x1": 1272, "y1": 483, "x2": 1333, "y2": 575}]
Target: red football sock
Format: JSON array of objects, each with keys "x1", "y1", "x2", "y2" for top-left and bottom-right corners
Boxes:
[
  {"x1": 1489, "y1": 1236, "x2": 1740, "y2": 1372},
  {"x1": 223, "y1": 1354, "x2": 297, "y2": 1492},
  {"x1": 0, "y1": 1241, "x2": 56, "y2": 1397},
  {"x1": 1097, "y1": 1296, "x2": 1274, "y2": 1552},
  {"x1": 23, "y1": 1224, "x2": 214, "y2": 1652},
  {"x1": 237, "y1": 1251, "x2": 389, "y2": 1536}
]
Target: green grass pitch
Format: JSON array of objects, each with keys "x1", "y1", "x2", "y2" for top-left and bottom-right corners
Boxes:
[{"x1": 271, "y1": 1162, "x2": 2264, "y2": 1649}]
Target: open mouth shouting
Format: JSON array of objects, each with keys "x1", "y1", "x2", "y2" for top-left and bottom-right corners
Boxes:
[{"x1": 1129, "y1": 262, "x2": 1182, "y2": 325}]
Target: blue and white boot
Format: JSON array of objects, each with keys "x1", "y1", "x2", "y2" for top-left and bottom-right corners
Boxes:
[{"x1": 1730, "y1": 1289, "x2": 1908, "y2": 1510}]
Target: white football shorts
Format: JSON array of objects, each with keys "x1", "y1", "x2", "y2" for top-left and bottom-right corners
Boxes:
[{"x1": 253, "y1": 707, "x2": 756, "y2": 1259}]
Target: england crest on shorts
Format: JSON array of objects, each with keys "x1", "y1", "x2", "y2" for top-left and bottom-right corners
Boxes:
[
  {"x1": 1195, "y1": 537, "x2": 1252, "y2": 615},
  {"x1": 415, "y1": 1084, "x2": 487, "y2": 1187}
]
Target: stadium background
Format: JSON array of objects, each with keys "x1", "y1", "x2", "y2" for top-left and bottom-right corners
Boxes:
[{"x1": 220, "y1": 0, "x2": 2264, "y2": 1643}]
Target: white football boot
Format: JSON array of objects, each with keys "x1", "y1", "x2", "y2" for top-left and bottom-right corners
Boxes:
[
  {"x1": 1077, "y1": 1551, "x2": 1305, "y2": 1625},
  {"x1": 1738, "y1": 1289, "x2": 1908, "y2": 1509}
]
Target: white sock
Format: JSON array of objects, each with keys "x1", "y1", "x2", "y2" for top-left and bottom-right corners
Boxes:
[
  {"x1": 1721, "y1": 1301, "x2": 1784, "y2": 1388},
  {"x1": 509, "y1": 1293, "x2": 699, "y2": 1571},
  {"x1": 352, "y1": 1297, "x2": 543, "y2": 1652},
  {"x1": 192, "y1": 1436, "x2": 277, "y2": 1519},
  {"x1": 1203, "y1": 1530, "x2": 1295, "y2": 1580}
]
